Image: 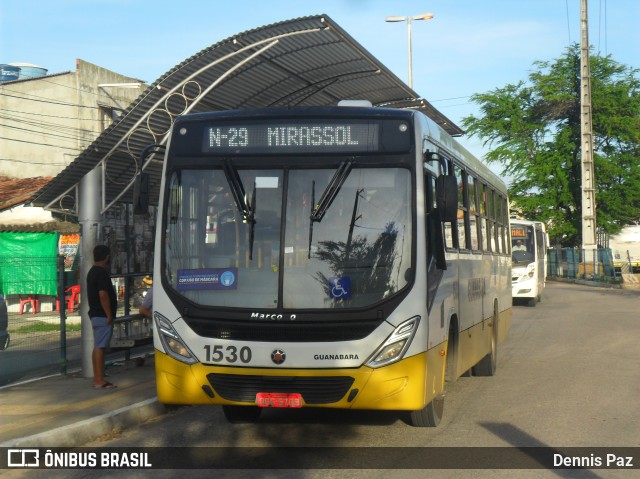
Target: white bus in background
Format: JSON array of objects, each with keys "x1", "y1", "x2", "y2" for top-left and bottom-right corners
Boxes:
[{"x1": 510, "y1": 219, "x2": 548, "y2": 306}]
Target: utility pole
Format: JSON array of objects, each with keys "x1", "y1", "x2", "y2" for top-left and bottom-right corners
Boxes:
[{"x1": 580, "y1": 0, "x2": 597, "y2": 252}]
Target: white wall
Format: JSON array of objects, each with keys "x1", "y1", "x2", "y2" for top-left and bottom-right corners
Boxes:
[{"x1": 0, "y1": 205, "x2": 53, "y2": 225}]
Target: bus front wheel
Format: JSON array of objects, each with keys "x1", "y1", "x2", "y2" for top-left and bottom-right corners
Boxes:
[
  {"x1": 408, "y1": 328, "x2": 454, "y2": 427},
  {"x1": 409, "y1": 392, "x2": 444, "y2": 427}
]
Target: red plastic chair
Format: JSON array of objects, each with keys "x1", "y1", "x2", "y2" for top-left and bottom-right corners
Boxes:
[
  {"x1": 19, "y1": 295, "x2": 40, "y2": 314},
  {"x1": 56, "y1": 285, "x2": 80, "y2": 313}
]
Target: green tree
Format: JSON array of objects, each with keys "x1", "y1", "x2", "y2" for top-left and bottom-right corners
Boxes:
[{"x1": 461, "y1": 44, "x2": 640, "y2": 246}]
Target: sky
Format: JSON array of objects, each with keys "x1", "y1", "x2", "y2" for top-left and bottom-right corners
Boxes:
[{"x1": 1, "y1": 0, "x2": 638, "y2": 163}]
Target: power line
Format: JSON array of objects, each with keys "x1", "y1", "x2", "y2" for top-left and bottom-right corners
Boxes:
[
  {"x1": 439, "y1": 101, "x2": 474, "y2": 109},
  {"x1": 0, "y1": 113, "x2": 100, "y2": 137},
  {"x1": 598, "y1": 0, "x2": 602, "y2": 54},
  {"x1": 604, "y1": 0, "x2": 608, "y2": 55},
  {"x1": 0, "y1": 90, "x2": 100, "y2": 109},
  {"x1": 0, "y1": 107, "x2": 105, "y2": 122},
  {"x1": 565, "y1": 0, "x2": 572, "y2": 44},
  {"x1": 0, "y1": 135, "x2": 84, "y2": 151},
  {"x1": 595, "y1": 0, "x2": 608, "y2": 56},
  {"x1": 0, "y1": 122, "x2": 92, "y2": 145},
  {"x1": 0, "y1": 157, "x2": 70, "y2": 166},
  {"x1": 429, "y1": 95, "x2": 472, "y2": 102}
]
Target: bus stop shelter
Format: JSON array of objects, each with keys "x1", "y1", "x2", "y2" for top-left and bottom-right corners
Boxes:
[
  {"x1": 25, "y1": 14, "x2": 463, "y2": 377},
  {"x1": 29, "y1": 14, "x2": 462, "y2": 217}
]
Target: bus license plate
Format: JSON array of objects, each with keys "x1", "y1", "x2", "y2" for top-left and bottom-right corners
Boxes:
[{"x1": 255, "y1": 392, "x2": 302, "y2": 408}]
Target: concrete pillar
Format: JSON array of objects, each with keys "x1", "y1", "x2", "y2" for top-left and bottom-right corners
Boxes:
[{"x1": 78, "y1": 166, "x2": 103, "y2": 378}]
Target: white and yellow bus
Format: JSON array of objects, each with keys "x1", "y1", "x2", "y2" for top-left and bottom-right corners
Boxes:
[{"x1": 151, "y1": 105, "x2": 512, "y2": 427}]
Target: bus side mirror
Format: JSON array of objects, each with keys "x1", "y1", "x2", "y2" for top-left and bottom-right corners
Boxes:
[
  {"x1": 133, "y1": 172, "x2": 150, "y2": 214},
  {"x1": 436, "y1": 174, "x2": 457, "y2": 223}
]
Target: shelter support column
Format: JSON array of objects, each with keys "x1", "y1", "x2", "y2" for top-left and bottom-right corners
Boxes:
[{"x1": 78, "y1": 166, "x2": 103, "y2": 378}]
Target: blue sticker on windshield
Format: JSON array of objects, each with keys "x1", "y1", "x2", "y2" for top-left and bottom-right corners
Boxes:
[
  {"x1": 329, "y1": 276, "x2": 351, "y2": 299},
  {"x1": 220, "y1": 270, "x2": 236, "y2": 287},
  {"x1": 177, "y1": 268, "x2": 238, "y2": 291}
]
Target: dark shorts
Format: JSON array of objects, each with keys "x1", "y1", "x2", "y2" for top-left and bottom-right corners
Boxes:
[{"x1": 91, "y1": 316, "x2": 113, "y2": 349}]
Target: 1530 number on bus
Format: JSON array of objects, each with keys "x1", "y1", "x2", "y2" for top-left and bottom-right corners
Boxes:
[{"x1": 203, "y1": 345, "x2": 252, "y2": 364}]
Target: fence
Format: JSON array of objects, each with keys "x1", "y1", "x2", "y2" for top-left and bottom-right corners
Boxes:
[
  {"x1": 546, "y1": 247, "x2": 637, "y2": 283},
  {"x1": 613, "y1": 250, "x2": 640, "y2": 275},
  {"x1": 0, "y1": 255, "x2": 152, "y2": 387}
]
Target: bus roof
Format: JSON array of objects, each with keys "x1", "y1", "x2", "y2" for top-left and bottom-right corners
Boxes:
[{"x1": 173, "y1": 105, "x2": 509, "y2": 195}]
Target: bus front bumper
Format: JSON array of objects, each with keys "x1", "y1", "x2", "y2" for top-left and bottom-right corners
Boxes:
[
  {"x1": 155, "y1": 347, "x2": 446, "y2": 411},
  {"x1": 512, "y1": 276, "x2": 538, "y2": 298}
]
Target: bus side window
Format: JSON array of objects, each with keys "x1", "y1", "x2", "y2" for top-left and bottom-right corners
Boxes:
[
  {"x1": 424, "y1": 172, "x2": 444, "y2": 310},
  {"x1": 455, "y1": 165, "x2": 468, "y2": 250},
  {"x1": 536, "y1": 229, "x2": 545, "y2": 256},
  {"x1": 467, "y1": 175, "x2": 479, "y2": 251},
  {"x1": 495, "y1": 193, "x2": 503, "y2": 254},
  {"x1": 443, "y1": 158, "x2": 457, "y2": 250},
  {"x1": 424, "y1": 173, "x2": 437, "y2": 256},
  {"x1": 478, "y1": 182, "x2": 486, "y2": 252},
  {"x1": 487, "y1": 187, "x2": 496, "y2": 253},
  {"x1": 504, "y1": 197, "x2": 511, "y2": 254}
]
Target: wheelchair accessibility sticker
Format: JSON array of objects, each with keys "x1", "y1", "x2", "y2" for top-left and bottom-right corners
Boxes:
[{"x1": 328, "y1": 276, "x2": 351, "y2": 299}]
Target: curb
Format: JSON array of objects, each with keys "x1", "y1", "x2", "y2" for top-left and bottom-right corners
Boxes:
[
  {"x1": 547, "y1": 277, "x2": 621, "y2": 289},
  {"x1": 547, "y1": 277, "x2": 640, "y2": 293},
  {"x1": 0, "y1": 398, "x2": 167, "y2": 448}
]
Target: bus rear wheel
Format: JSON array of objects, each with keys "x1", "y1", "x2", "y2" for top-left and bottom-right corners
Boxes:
[
  {"x1": 222, "y1": 405, "x2": 262, "y2": 423},
  {"x1": 473, "y1": 309, "x2": 498, "y2": 376}
]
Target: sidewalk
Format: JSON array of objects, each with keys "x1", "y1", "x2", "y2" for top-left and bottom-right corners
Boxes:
[{"x1": 0, "y1": 354, "x2": 167, "y2": 447}]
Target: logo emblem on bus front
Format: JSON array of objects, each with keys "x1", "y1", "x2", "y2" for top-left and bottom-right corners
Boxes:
[{"x1": 271, "y1": 349, "x2": 286, "y2": 365}]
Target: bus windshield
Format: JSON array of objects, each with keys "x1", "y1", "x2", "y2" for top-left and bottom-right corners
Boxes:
[
  {"x1": 511, "y1": 224, "x2": 534, "y2": 264},
  {"x1": 163, "y1": 165, "x2": 412, "y2": 310}
]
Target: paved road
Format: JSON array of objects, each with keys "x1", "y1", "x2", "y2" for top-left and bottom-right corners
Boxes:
[{"x1": 5, "y1": 281, "x2": 640, "y2": 478}]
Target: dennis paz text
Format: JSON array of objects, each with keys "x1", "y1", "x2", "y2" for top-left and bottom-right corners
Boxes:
[{"x1": 554, "y1": 454, "x2": 634, "y2": 468}]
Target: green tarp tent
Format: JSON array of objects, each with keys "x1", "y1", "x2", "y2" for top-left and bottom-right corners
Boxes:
[{"x1": 0, "y1": 232, "x2": 59, "y2": 295}]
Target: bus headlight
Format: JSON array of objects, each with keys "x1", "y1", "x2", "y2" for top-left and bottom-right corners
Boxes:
[
  {"x1": 154, "y1": 312, "x2": 198, "y2": 364},
  {"x1": 526, "y1": 263, "x2": 536, "y2": 278},
  {"x1": 366, "y1": 316, "x2": 420, "y2": 368}
]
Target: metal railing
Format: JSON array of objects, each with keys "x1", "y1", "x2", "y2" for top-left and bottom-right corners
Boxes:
[
  {"x1": 0, "y1": 254, "x2": 152, "y2": 387},
  {"x1": 546, "y1": 248, "x2": 619, "y2": 282}
]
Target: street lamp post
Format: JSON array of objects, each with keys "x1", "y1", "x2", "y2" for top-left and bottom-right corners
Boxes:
[{"x1": 385, "y1": 13, "x2": 434, "y2": 89}]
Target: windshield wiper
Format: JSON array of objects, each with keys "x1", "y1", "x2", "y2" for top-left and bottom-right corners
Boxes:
[
  {"x1": 308, "y1": 159, "x2": 353, "y2": 258},
  {"x1": 222, "y1": 160, "x2": 256, "y2": 260},
  {"x1": 248, "y1": 183, "x2": 256, "y2": 260}
]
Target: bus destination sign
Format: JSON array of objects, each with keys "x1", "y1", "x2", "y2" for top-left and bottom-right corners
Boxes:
[
  {"x1": 511, "y1": 228, "x2": 528, "y2": 238},
  {"x1": 202, "y1": 121, "x2": 381, "y2": 154}
]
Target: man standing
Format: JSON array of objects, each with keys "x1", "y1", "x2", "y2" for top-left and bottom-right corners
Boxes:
[{"x1": 87, "y1": 244, "x2": 117, "y2": 389}]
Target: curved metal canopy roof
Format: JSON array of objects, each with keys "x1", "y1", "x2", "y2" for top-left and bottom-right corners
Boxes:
[{"x1": 30, "y1": 14, "x2": 463, "y2": 214}]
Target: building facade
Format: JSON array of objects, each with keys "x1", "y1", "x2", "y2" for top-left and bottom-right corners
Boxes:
[
  {"x1": 0, "y1": 59, "x2": 148, "y2": 312},
  {"x1": 0, "y1": 58, "x2": 145, "y2": 180}
]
